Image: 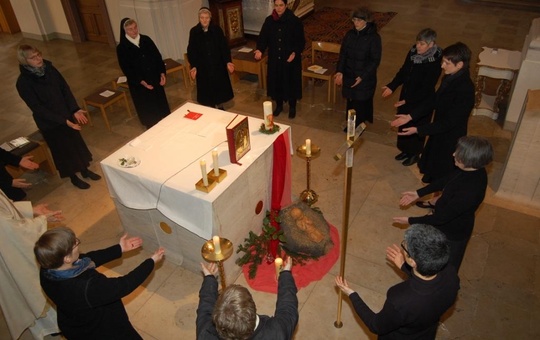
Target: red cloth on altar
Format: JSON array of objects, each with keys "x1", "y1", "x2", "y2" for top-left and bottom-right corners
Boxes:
[
  {"x1": 242, "y1": 223, "x2": 340, "y2": 293},
  {"x1": 272, "y1": 131, "x2": 292, "y2": 210}
]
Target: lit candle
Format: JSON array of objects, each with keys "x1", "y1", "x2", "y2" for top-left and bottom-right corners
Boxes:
[
  {"x1": 200, "y1": 160, "x2": 208, "y2": 186},
  {"x1": 212, "y1": 149, "x2": 219, "y2": 176},
  {"x1": 305, "y1": 139, "x2": 311, "y2": 157},
  {"x1": 274, "y1": 257, "x2": 283, "y2": 280},
  {"x1": 213, "y1": 235, "x2": 221, "y2": 254},
  {"x1": 263, "y1": 101, "x2": 273, "y2": 130}
]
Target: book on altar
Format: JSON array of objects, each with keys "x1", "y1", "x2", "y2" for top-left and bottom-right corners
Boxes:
[{"x1": 226, "y1": 115, "x2": 250, "y2": 164}]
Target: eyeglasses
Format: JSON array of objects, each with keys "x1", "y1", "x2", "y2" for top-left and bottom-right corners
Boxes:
[
  {"x1": 73, "y1": 238, "x2": 81, "y2": 249},
  {"x1": 401, "y1": 240, "x2": 411, "y2": 257},
  {"x1": 352, "y1": 17, "x2": 366, "y2": 22},
  {"x1": 26, "y1": 52, "x2": 42, "y2": 61}
]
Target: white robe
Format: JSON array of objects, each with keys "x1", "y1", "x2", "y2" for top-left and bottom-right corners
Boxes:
[{"x1": 0, "y1": 190, "x2": 59, "y2": 339}]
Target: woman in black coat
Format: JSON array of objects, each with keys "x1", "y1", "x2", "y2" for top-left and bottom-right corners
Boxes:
[
  {"x1": 384, "y1": 28, "x2": 442, "y2": 167},
  {"x1": 335, "y1": 7, "x2": 382, "y2": 125},
  {"x1": 255, "y1": 0, "x2": 305, "y2": 119},
  {"x1": 394, "y1": 136, "x2": 493, "y2": 271},
  {"x1": 35, "y1": 227, "x2": 165, "y2": 340},
  {"x1": 393, "y1": 42, "x2": 475, "y2": 183},
  {"x1": 16, "y1": 45, "x2": 101, "y2": 190},
  {"x1": 116, "y1": 18, "x2": 170, "y2": 129},
  {"x1": 187, "y1": 7, "x2": 234, "y2": 109}
]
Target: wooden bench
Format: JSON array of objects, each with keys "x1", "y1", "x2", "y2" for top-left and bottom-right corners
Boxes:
[{"x1": 83, "y1": 88, "x2": 132, "y2": 131}]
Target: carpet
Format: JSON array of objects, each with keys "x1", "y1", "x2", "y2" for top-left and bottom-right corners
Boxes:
[
  {"x1": 242, "y1": 223, "x2": 340, "y2": 293},
  {"x1": 302, "y1": 7, "x2": 397, "y2": 62}
]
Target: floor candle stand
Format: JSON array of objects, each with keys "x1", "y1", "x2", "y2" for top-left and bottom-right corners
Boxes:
[
  {"x1": 201, "y1": 237, "x2": 233, "y2": 289},
  {"x1": 296, "y1": 143, "x2": 321, "y2": 206}
]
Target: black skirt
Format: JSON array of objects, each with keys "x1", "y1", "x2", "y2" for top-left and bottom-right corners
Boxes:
[{"x1": 41, "y1": 125, "x2": 92, "y2": 178}]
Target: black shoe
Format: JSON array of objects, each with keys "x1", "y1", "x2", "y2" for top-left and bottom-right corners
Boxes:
[
  {"x1": 395, "y1": 152, "x2": 408, "y2": 161},
  {"x1": 288, "y1": 106, "x2": 296, "y2": 119},
  {"x1": 71, "y1": 175, "x2": 90, "y2": 189},
  {"x1": 421, "y1": 174, "x2": 432, "y2": 183},
  {"x1": 273, "y1": 105, "x2": 283, "y2": 117},
  {"x1": 402, "y1": 155, "x2": 419, "y2": 166},
  {"x1": 415, "y1": 201, "x2": 435, "y2": 209},
  {"x1": 81, "y1": 169, "x2": 101, "y2": 181}
]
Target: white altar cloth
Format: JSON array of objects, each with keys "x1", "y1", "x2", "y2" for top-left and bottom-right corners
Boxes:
[{"x1": 101, "y1": 102, "x2": 291, "y2": 240}]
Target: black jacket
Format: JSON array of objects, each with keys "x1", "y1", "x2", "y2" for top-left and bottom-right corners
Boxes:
[
  {"x1": 336, "y1": 22, "x2": 382, "y2": 101},
  {"x1": 40, "y1": 245, "x2": 155, "y2": 339}
]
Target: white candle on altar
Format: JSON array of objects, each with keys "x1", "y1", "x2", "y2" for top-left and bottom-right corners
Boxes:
[
  {"x1": 200, "y1": 160, "x2": 208, "y2": 186},
  {"x1": 274, "y1": 257, "x2": 283, "y2": 280},
  {"x1": 263, "y1": 101, "x2": 273, "y2": 130},
  {"x1": 213, "y1": 235, "x2": 221, "y2": 254},
  {"x1": 306, "y1": 139, "x2": 312, "y2": 157},
  {"x1": 212, "y1": 149, "x2": 219, "y2": 176}
]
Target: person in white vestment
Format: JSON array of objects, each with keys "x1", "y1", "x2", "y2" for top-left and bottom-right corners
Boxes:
[{"x1": 0, "y1": 190, "x2": 62, "y2": 339}]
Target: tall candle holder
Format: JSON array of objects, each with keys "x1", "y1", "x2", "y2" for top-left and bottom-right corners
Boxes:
[
  {"x1": 296, "y1": 142, "x2": 321, "y2": 206},
  {"x1": 201, "y1": 237, "x2": 233, "y2": 289}
]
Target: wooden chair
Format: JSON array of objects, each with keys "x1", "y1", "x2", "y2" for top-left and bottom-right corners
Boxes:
[
  {"x1": 164, "y1": 58, "x2": 189, "y2": 89},
  {"x1": 301, "y1": 41, "x2": 341, "y2": 103}
]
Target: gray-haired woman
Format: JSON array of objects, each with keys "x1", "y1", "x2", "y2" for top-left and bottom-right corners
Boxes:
[{"x1": 393, "y1": 136, "x2": 494, "y2": 270}]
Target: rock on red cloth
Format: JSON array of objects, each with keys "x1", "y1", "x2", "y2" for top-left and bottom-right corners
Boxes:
[{"x1": 242, "y1": 223, "x2": 340, "y2": 293}]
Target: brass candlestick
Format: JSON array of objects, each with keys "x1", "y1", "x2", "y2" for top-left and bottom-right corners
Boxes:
[
  {"x1": 296, "y1": 143, "x2": 321, "y2": 206},
  {"x1": 201, "y1": 237, "x2": 233, "y2": 289}
]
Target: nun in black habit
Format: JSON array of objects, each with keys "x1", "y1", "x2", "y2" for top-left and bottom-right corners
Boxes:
[{"x1": 116, "y1": 18, "x2": 170, "y2": 129}]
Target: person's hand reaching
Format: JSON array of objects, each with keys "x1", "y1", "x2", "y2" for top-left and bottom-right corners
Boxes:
[
  {"x1": 335, "y1": 276, "x2": 355, "y2": 296},
  {"x1": 200, "y1": 262, "x2": 218, "y2": 277},
  {"x1": 119, "y1": 233, "x2": 143, "y2": 252}
]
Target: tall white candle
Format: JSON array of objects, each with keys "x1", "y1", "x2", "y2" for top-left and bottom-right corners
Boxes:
[
  {"x1": 305, "y1": 139, "x2": 312, "y2": 157},
  {"x1": 263, "y1": 101, "x2": 273, "y2": 130},
  {"x1": 274, "y1": 257, "x2": 283, "y2": 280},
  {"x1": 213, "y1": 235, "x2": 221, "y2": 254},
  {"x1": 212, "y1": 149, "x2": 219, "y2": 176},
  {"x1": 200, "y1": 160, "x2": 208, "y2": 186}
]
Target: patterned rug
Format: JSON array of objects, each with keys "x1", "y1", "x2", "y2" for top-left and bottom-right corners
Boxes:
[{"x1": 302, "y1": 7, "x2": 397, "y2": 62}]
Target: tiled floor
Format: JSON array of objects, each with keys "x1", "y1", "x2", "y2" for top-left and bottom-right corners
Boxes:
[{"x1": 1, "y1": 0, "x2": 539, "y2": 339}]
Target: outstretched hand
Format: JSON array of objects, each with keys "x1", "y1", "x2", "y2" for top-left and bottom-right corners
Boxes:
[
  {"x1": 335, "y1": 276, "x2": 355, "y2": 296},
  {"x1": 19, "y1": 156, "x2": 39, "y2": 170},
  {"x1": 119, "y1": 233, "x2": 143, "y2": 252},
  {"x1": 390, "y1": 114, "x2": 412, "y2": 128},
  {"x1": 283, "y1": 256, "x2": 293, "y2": 271},
  {"x1": 386, "y1": 244, "x2": 405, "y2": 269},
  {"x1": 152, "y1": 247, "x2": 165, "y2": 263},
  {"x1": 200, "y1": 262, "x2": 218, "y2": 277},
  {"x1": 33, "y1": 203, "x2": 64, "y2": 222},
  {"x1": 399, "y1": 191, "x2": 419, "y2": 206}
]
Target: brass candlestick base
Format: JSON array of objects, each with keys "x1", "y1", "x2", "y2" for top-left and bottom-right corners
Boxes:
[
  {"x1": 300, "y1": 189, "x2": 318, "y2": 206},
  {"x1": 208, "y1": 168, "x2": 227, "y2": 183},
  {"x1": 201, "y1": 238, "x2": 233, "y2": 288},
  {"x1": 195, "y1": 177, "x2": 217, "y2": 193},
  {"x1": 296, "y1": 143, "x2": 321, "y2": 206}
]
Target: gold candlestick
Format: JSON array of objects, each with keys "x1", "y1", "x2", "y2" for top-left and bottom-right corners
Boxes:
[
  {"x1": 201, "y1": 237, "x2": 233, "y2": 289},
  {"x1": 296, "y1": 143, "x2": 321, "y2": 206}
]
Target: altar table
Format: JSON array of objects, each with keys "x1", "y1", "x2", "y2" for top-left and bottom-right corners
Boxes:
[{"x1": 101, "y1": 102, "x2": 291, "y2": 283}]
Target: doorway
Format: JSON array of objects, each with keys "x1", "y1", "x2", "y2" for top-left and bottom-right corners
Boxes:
[{"x1": 61, "y1": 0, "x2": 115, "y2": 47}]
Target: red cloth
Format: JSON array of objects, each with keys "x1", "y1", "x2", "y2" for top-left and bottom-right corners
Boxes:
[
  {"x1": 271, "y1": 131, "x2": 292, "y2": 211},
  {"x1": 242, "y1": 223, "x2": 340, "y2": 293}
]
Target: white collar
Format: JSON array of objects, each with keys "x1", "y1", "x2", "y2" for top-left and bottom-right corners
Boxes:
[{"x1": 126, "y1": 34, "x2": 140, "y2": 47}]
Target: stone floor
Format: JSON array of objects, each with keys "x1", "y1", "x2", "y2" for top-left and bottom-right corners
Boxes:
[{"x1": 0, "y1": 0, "x2": 539, "y2": 339}]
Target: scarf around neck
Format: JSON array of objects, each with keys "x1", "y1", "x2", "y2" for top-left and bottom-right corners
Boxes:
[
  {"x1": 410, "y1": 45, "x2": 441, "y2": 64},
  {"x1": 44, "y1": 257, "x2": 96, "y2": 281},
  {"x1": 23, "y1": 63, "x2": 46, "y2": 77}
]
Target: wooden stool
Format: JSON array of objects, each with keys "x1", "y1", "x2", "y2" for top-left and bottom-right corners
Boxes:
[
  {"x1": 6, "y1": 131, "x2": 57, "y2": 177},
  {"x1": 111, "y1": 76, "x2": 129, "y2": 90},
  {"x1": 83, "y1": 88, "x2": 132, "y2": 131},
  {"x1": 164, "y1": 58, "x2": 189, "y2": 89}
]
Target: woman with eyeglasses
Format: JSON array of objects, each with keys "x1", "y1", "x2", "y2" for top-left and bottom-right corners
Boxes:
[
  {"x1": 16, "y1": 45, "x2": 102, "y2": 190},
  {"x1": 34, "y1": 227, "x2": 165, "y2": 339},
  {"x1": 335, "y1": 224, "x2": 459, "y2": 338},
  {"x1": 393, "y1": 136, "x2": 494, "y2": 271},
  {"x1": 334, "y1": 6, "x2": 382, "y2": 126}
]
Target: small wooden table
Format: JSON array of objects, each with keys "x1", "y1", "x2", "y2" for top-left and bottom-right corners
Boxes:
[
  {"x1": 231, "y1": 50, "x2": 267, "y2": 89},
  {"x1": 164, "y1": 58, "x2": 189, "y2": 89},
  {"x1": 6, "y1": 136, "x2": 56, "y2": 178},
  {"x1": 83, "y1": 88, "x2": 132, "y2": 131}
]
